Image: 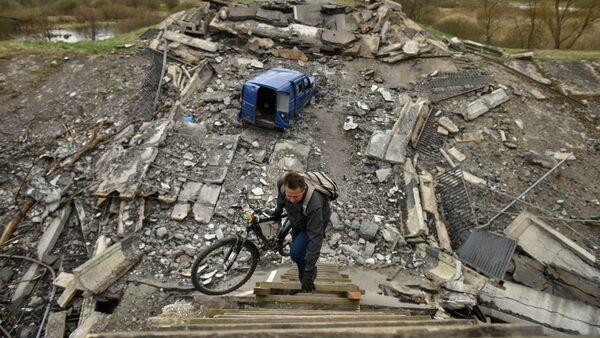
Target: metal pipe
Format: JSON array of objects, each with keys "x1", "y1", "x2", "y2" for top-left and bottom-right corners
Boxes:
[
  {"x1": 0, "y1": 254, "x2": 57, "y2": 338},
  {"x1": 478, "y1": 153, "x2": 573, "y2": 229}
]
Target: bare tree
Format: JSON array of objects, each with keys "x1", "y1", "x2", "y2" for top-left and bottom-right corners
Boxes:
[
  {"x1": 544, "y1": 0, "x2": 600, "y2": 49},
  {"x1": 525, "y1": 0, "x2": 540, "y2": 49},
  {"x1": 397, "y1": 0, "x2": 431, "y2": 22},
  {"x1": 479, "y1": 0, "x2": 502, "y2": 45}
]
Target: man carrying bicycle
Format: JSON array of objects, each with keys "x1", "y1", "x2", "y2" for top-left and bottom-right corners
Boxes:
[{"x1": 272, "y1": 171, "x2": 332, "y2": 293}]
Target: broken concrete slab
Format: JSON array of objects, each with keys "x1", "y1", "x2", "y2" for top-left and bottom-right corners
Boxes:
[
  {"x1": 403, "y1": 160, "x2": 427, "y2": 238},
  {"x1": 268, "y1": 140, "x2": 311, "y2": 179},
  {"x1": 462, "y1": 171, "x2": 487, "y2": 186},
  {"x1": 375, "y1": 168, "x2": 392, "y2": 183},
  {"x1": 480, "y1": 281, "x2": 600, "y2": 335},
  {"x1": 181, "y1": 61, "x2": 215, "y2": 102},
  {"x1": 37, "y1": 203, "x2": 72, "y2": 263},
  {"x1": 227, "y1": 5, "x2": 258, "y2": 21},
  {"x1": 359, "y1": 35, "x2": 380, "y2": 58},
  {"x1": 256, "y1": 8, "x2": 289, "y2": 26},
  {"x1": 163, "y1": 30, "x2": 219, "y2": 53},
  {"x1": 321, "y1": 29, "x2": 358, "y2": 47},
  {"x1": 178, "y1": 181, "x2": 203, "y2": 202},
  {"x1": 69, "y1": 311, "x2": 109, "y2": 338},
  {"x1": 45, "y1": 311, "x2": 68, "y2": 338},
  {"x1": 384, "y1": 100, "x2": 429, "y2": 163},
  {"x1": 463, "y1": 89, "x2": 509, "y2": 120},
  {"x1": 53, "y1": 272, "x2": 74, "y2": 288},
  {"x1": 505, "y1": 211, "x2": 599, "y2": 281},
  {"x1": 455, "y1": 131, "x2": 484, "y2": 143},
  {"x1": 447, "y1": 147, "x2": 466, "y2": 163},
  {"x1": 402, "y1": 40, "x2": 419, "y2": 55},
  {"x1": 193, "y1": 184, "x2": 222, "y2": 224},
  {"x1": 293, "y1": 4, "x2": 323, "y2": 26},
  {"x1": 438, "y1": 116, "x2": 458, "y2": 133},
  {"x1": 171, "y1": 203, "x2": 191, "y2": 221},
  {"x1": 11, "y1": 262, "x2": 41, "y2": 303},
  {"x1": 365, "y1": 130, "x2": 391, "y2": 160},
  {"x1": 73, "y1": 236, "x2": 143, "y2": 294},
  {"x1": 419, "y1": 171, "x2": 451, "y2": 251}
]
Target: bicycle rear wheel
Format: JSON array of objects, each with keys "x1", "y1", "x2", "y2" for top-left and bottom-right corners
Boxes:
[{"x1": 191, "y1": 237, "x2": 259, "y2": 295}]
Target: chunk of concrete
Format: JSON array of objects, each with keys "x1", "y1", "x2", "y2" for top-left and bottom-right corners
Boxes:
[
  {"x1": 438, "y1": 116, "x2": 459, "y2": 133},
  {"x1": 171, "y1": 203, "x2": 191, "y2": 221},
  {"x1": 321, "y1": 29, "x2": 358, "y2": 47},
  {"x1": 364, "y1": 242, "x2": 376, "y2": 258},
  {"x1": 359, "y1": 34, "x2": 380, "y2": 58},
  {"x1": 483, "y1": 88, "x2": 509, "y2": 108},
  {"x1": 193, "y1": 184, "x2": 222, "y2": 224},
  {"x1": 37, "y1": 204, "x2": 72, "y2": 263},
  {"x1": 72, "y1": 236, "x2": 143, "y2": 294},
  {"x1": 178, "y1": 181, "x2": 203, "y2": 202},
  {"x1": 462, "y1": 171, "x2": 487, "y2": 186},
  {"x1": 480, "y1": 281, "x2": 600, "y2": 335},
  {"x1": 69, "y1": 311, "x2": 109, "y2": 338},
  {"x1": 163, "y1": 30, "x2": 219, "y2": 53},
  {"x1": 447, "y1": 147, "x2": 466, "y2": 162},
  {"x1": 375, "y1": 168, "x2": 392, "y2": 182},
  {"x1": 11, "y1": 262, "x2": 41, "y2": 303},
  {"x1": 53, "y1": 272, "x2": 74, "y2": 288},
  {"x1": 456, "y1": 131, "x2": 484, "y2": 143},
  {"x1": 293, "y1": 4, "x2": 323, "y2": 26},
  {"x1": 227, "y1": 5, "x2": 258, "y2": 20},
  {"x1": 402, "y1": 40, "x2": 420, "y2": 55},
  {"x1": 360, "y1": 219, "x2": 379, "y2": 240},
  {"x1": 45, "y1": 311, "x2": 67, "y2": 338},
  {"x1": 505, "y1": 211, "x2": 599, "y2": 280},
  {"x1": 464, "y1": 99, "x2": 489, "y2": 120},
  {"x1": 365, "y1": 130, "x2": 391, "y2": 160},
  {"x1": 403, "y1": 160, "x2": 427, "y2": 237},
  {"x1": 385, "y1": 100, "x2": 429, "y2": 163}
]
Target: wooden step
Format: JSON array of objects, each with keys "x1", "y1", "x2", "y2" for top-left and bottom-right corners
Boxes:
[
  {"x1": 157, "y1": 319, "x2": 476, "y2": 331},
  {"x1": 89, "y1": 323, "x2": 544, "y2": 337},
  {"x1": 149, "y1": 314, "x2": 432, "y2": 326}
]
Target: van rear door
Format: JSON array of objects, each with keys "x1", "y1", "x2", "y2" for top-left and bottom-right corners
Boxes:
[{"x1": 240, "y1": 83, "x2": 260, "y2": 124}]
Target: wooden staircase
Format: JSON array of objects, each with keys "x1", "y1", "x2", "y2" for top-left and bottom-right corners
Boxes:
[{"x1": 88, "y1": 264, "x2": 546, "y2": 337}]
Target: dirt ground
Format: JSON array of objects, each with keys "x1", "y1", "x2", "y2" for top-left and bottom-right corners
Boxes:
[{"x1": 0, "y1": 40, "x2": 599, "y2": 335}]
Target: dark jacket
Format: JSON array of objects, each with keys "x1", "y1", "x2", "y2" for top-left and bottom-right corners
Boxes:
[{"x1": 273, "y1": 178, "x2": 332, "y2": 271}]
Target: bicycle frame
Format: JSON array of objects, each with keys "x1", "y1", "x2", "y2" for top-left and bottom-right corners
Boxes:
[{"x1": 223, "y1": 213, "x2": 291, "y2": 271}]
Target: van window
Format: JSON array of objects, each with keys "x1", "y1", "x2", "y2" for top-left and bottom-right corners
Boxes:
[
  {"x1": 277, "y1": 92, "x2": 290, "y2": 113},
  {"x1": 303, "y1": 77, "x2": 310, "y2": 89},
  {"x1": 295, "y1": 82, "x2": 301, "y2": 95}
]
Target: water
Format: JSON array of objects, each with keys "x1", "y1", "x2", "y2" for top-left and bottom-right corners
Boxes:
[{"x1": 16, "y1": 25, "x2": 118, "y2": 43}]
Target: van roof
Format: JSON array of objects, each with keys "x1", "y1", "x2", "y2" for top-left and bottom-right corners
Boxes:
[{"x1": 247, "y1": 68, "x2": 304, "y2": 90}]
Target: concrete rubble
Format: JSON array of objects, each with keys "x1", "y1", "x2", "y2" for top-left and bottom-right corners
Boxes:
[{"x1": 1, "y1": 0, "x2": 599, "y2": 336}]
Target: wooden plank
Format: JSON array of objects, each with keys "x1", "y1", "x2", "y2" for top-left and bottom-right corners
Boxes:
[
  {"x1": 346, "y1": 291, "x2": 362, "y2": 300},
  {"x1": 160, "y1": 319, "x2": 475, "y2": 331},
  {"x1": 256, "y1": 282, "x2": 360, "y2": 292},
  {"x1": 255, "y1": 294, "x2": 359, "y2": 306},
  {"x1": 253, "y1": 287, "x2": 271, "y2": 296},
  {"x1": 89, "y1": 323, "x2": 541, "y2": 338}
]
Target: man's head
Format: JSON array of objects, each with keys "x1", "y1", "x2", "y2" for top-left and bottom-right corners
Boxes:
[{"x1": 283, "y1": 172, "x2": 306, "y2": 204}]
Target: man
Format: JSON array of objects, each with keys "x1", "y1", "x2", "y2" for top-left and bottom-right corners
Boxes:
[{"x1": 272, "y1": 171, "x2": 332, "y2": 292}]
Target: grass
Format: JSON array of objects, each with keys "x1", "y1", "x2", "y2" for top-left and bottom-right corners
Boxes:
[{"x1": 0, "y1": 26, "x2": 147, "y2": 58}]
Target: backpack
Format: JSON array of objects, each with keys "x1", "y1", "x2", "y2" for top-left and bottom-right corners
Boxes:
[{"x1": 280, "y1": 171, "x2": 338, "y2": 216}]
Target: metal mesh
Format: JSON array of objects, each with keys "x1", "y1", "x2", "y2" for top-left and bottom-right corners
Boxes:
[
  {"x1": 414, "y1": 110, "x2": 451, "y2": 159},
  {"x1": 436, "y1": 166, "x2": 479, "y2": 249},
  {"x1": 132, "y1": 51, "x2": 164, "y2": 117},
  {"x1": 457, "y1": 230, "x2": 517, "y2": 280},
  {"x1": 417, "y1": 71, "x2": 489, "y2": 103}
]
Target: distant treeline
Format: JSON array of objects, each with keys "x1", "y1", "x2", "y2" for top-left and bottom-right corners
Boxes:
[
  {"x1": 0, "y1": 0, "x2": 197, "y2": 39},
  {"x1": 397, "y1": 0, "x2": 600, "y2": 50}
]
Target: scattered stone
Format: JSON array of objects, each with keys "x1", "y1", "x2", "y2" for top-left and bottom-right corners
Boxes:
[
  {"x1": 437, "y1": 126, "x2": 449, "y2": 136},
  {"x1": 524, "y1": 153, "x2": 557, "y2": 169},
  {"x1": 331, "y1": 212, "x2": 344, "y2": 230},
  {"x1": 375, "y1": 168, "x2": 392, "y2": 182},
  {"x1": 339, "y1": 244, "x2": 360, "y2": 259},
  {"x1": 447, "y1": 147, "x2": 466, "y2": 163},
  {"x1": 156, "y1": 227, "x2": 168, "y2": 238},
  {"x1": 402, "y1": 40, "x2": 419, "y2": 55},
  {"x1": 438, "y1": 117, "x2": 459, "y2": 133},
  {"x1": 343, "y1": 116, "x2": 358, "y2": 131},
  {"x1": 364, "y1": 242, "x2": 376, "y2": 257},
  {"x1": 360, "y1": 219, "x2": 379, "y2": 240},
  {"x1": 456, "y1": 131, "x2": 484, "y2": 143},
  {"x1": 531, "y1": 89, "x2": 546, "y2": 100},
  {"x1": 251, "y1": 187, "x2": 264, "y2": 196}
]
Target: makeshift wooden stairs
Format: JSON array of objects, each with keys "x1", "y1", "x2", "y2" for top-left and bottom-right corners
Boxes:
[{"x1": 89, "y1": 264, "x2": 545, "y2": 337}]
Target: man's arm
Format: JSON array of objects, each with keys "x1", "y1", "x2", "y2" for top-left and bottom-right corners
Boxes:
[
  {"x1": 304, "y1": 196, "x2": 325, "y2": 272},
  {"x1": 272, "y1": 178, "x2": 285, "y2": 218}
]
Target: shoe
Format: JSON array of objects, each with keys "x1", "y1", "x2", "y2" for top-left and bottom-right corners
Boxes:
[{"x1": 289, "y1": 289, "x2": 301, "y2": 295}]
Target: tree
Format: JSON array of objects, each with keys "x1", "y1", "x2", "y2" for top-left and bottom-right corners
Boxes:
[
  {"x1": 479, "y1": 0, "x2": 502, "y2": 45},
  {"x1": 525, "y1": 0, "x2": 540, "y2": 49},
  {"x1": 543, "y1": 0, "x2": 600, "y2": 49},
  {"x1": 396, "y1": 0, "x2": 431, "y2": 22}
]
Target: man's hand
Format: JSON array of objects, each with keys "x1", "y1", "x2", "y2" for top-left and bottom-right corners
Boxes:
[{"x1": 302, "y1": 269, "x2": 315, "y2": 292}]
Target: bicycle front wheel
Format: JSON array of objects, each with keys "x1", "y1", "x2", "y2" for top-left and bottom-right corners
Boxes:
[{"x1": 191, "y1": 237, "x2": 259, "y2": 295}]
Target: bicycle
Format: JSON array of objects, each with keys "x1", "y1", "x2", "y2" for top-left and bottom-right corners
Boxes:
[{"x1": 190, "y1": 211, "x2": 292, "y2": 295}]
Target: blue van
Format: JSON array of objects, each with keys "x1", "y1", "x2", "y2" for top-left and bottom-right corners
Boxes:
[{"x1": 239, "y1": 68, "x2": 317, "y2": 129}]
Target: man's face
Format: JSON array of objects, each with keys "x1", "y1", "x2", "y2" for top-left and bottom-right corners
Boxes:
[{"x1": 284, "y1": 185, "x2": 306, "y2": 204}]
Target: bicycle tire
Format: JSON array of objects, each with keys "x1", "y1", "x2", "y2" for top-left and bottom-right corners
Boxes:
[{"x1": 191, "y1": 237, "x2": 259, "y2": 295}]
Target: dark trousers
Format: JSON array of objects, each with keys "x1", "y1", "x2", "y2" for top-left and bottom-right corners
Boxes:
[{"x1": 290, "y1": 228, "x2": 316, "y2": 282}]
